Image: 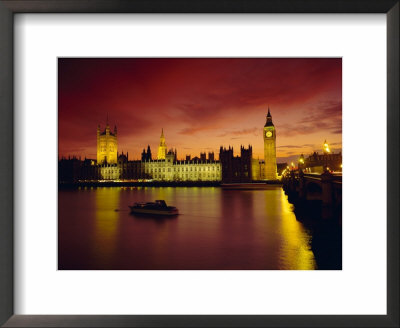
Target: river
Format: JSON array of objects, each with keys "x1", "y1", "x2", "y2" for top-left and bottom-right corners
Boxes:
[{"x1": 58, "y1": 186, "x2": 341, "y2": 270}]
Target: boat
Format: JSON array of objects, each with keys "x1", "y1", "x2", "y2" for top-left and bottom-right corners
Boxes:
[{"x1": 129, "y1": 200, "x2": 179, "y2": 216}]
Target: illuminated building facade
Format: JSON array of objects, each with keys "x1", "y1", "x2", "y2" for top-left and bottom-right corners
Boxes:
[
  {"x1": 251, "y1": 159, "x2": 266, "y2": 180},
  {"x1": 143, "y1": 149, "x2": 221, "y2": 181},
  {"x1": 140, "y1": 131, "x2": 221, "y2": 181},
  {"x1": 99, "y1": 162, "x2": 121, "y2": 180},
  {"x1": 252, "y1": 160, "x2": 287, "y2": 179},
  {"x1": 157, "y1": 129, "x2": 167, "y2": 160},
  {"x1": 97, "y1": 121, "x2": 118, "y2": 164},
  {"x1": 263, "y1": 107, "x2": 277, "y2": 180}
]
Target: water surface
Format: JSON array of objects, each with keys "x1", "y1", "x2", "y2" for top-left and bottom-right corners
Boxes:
[{"x1": 58, "y1": 186, "x2": 318, "y2": 270}]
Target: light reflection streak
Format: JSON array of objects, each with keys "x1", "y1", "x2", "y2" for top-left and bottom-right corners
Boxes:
[
  {"x1": 277, "y1": 189, "x2": 316, "y2": 269},
  {"x1": 93, "y1": 187, "x2": 121, "y2": 267}
]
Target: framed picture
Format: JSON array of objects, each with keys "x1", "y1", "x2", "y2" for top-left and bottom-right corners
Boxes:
[
  {"x1": 57, "y1": 57, "x2": 343, "y2": 271},
  {"x1": 0, "y1": 0, "x2": 398, "y2": 327}
]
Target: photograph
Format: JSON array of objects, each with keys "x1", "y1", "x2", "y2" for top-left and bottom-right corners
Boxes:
[{"x1": 58, "y1": 58, "x2": 342, "y2": 270}]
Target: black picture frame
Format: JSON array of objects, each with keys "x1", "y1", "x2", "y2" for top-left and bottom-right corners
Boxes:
[{"x1": 0, "y1": 1, "x2": 398, "y2": 327}]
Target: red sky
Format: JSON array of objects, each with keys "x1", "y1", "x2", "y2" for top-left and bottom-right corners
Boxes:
[{"x1": 58, "y1": 58, "x2": 342, "y2": 163}]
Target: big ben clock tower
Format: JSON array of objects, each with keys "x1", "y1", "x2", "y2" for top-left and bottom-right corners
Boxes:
[{"x1": 263, "y1": 107, "x2": 277, "y2": 180}]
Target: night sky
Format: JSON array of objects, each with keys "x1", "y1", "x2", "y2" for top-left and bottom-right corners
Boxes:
[{"x1": 58, "y1": 58, "x2": 342, "y2": 163}]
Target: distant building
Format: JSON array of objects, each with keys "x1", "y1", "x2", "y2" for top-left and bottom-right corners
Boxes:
[
  {"x1": 219, "y1": 146, "x2": 252, "y2": 183},
  {"x1": 304, "y1": 151, "x2": 342, "y2": 173},
  {"x1": 58, "y1": 156, "x2": 99, "y2": 183},
  {"x1": 263, "y1": 107, "x2": 277, "y2": 180},
  {"x1": 97, "y1": 120, "x2": 117, "y2": 164}
]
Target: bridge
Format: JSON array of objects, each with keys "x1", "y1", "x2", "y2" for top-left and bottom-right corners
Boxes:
[{"x1": 282, "y1": 170, "x2": 342, "y2": 221}]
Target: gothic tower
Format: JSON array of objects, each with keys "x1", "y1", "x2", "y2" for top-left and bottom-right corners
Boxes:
[
  {"x1": 263, "y1": 107, "x2": 277, "y2": 180},
  {"x1": 97, "y1": 119, "x2": 118, "y2": 164},
  {"x1": 157, "y1": 128, "x2": 167, "y2": 160}
]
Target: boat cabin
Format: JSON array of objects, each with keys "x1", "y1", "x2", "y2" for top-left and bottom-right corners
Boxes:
[{"x1": 155, "y1": 200, "x2": 167, "y2": 207}]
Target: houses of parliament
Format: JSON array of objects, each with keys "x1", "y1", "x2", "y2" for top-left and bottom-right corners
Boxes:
[{"x1": 59, "y1": 109, "x2": 282, "y2": 183}]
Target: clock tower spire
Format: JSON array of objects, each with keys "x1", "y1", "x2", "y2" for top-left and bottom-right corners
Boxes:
[{"x1": 263, "y1": 107, "x2": 277, "y2": 180}]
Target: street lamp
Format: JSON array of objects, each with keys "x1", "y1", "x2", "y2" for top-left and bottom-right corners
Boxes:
[{"x1": 298, "y1": 154, "x2": 304, "y2": 170}]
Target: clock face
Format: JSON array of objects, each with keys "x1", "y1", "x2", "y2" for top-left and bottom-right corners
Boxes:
[{"x1": 266, "y1": 131, "x2": 272, "y2": 138}]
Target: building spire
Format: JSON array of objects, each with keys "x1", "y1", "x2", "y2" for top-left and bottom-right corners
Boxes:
[
  {"x1": 265, "y1": 106, "x2": 273, "y2": 127},
  {"x1": 158, "y1": 128, "x2": 167, "y2": 160}
]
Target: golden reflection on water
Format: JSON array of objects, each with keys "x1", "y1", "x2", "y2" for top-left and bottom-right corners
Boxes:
[
  {"x1": 277, "y1": 189, "x2": 316, "y2": 269},
  {"x1": 93, "y1": 187, "x2": 121, "y2": 266}
]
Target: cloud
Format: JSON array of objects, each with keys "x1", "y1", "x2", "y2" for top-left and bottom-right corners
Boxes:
[
  {"x1": 277, "y1": 145, "x2": 302, "y2": 149},
  {"x1": 179, "y1": 125, "x2": 218, "y2": 136},
  {"x1": 279, "y1": 100, "x2": 342, "y2": 138},
  {"x1": 218, "y1": 127, "x2": 259, "y2": 138}
]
